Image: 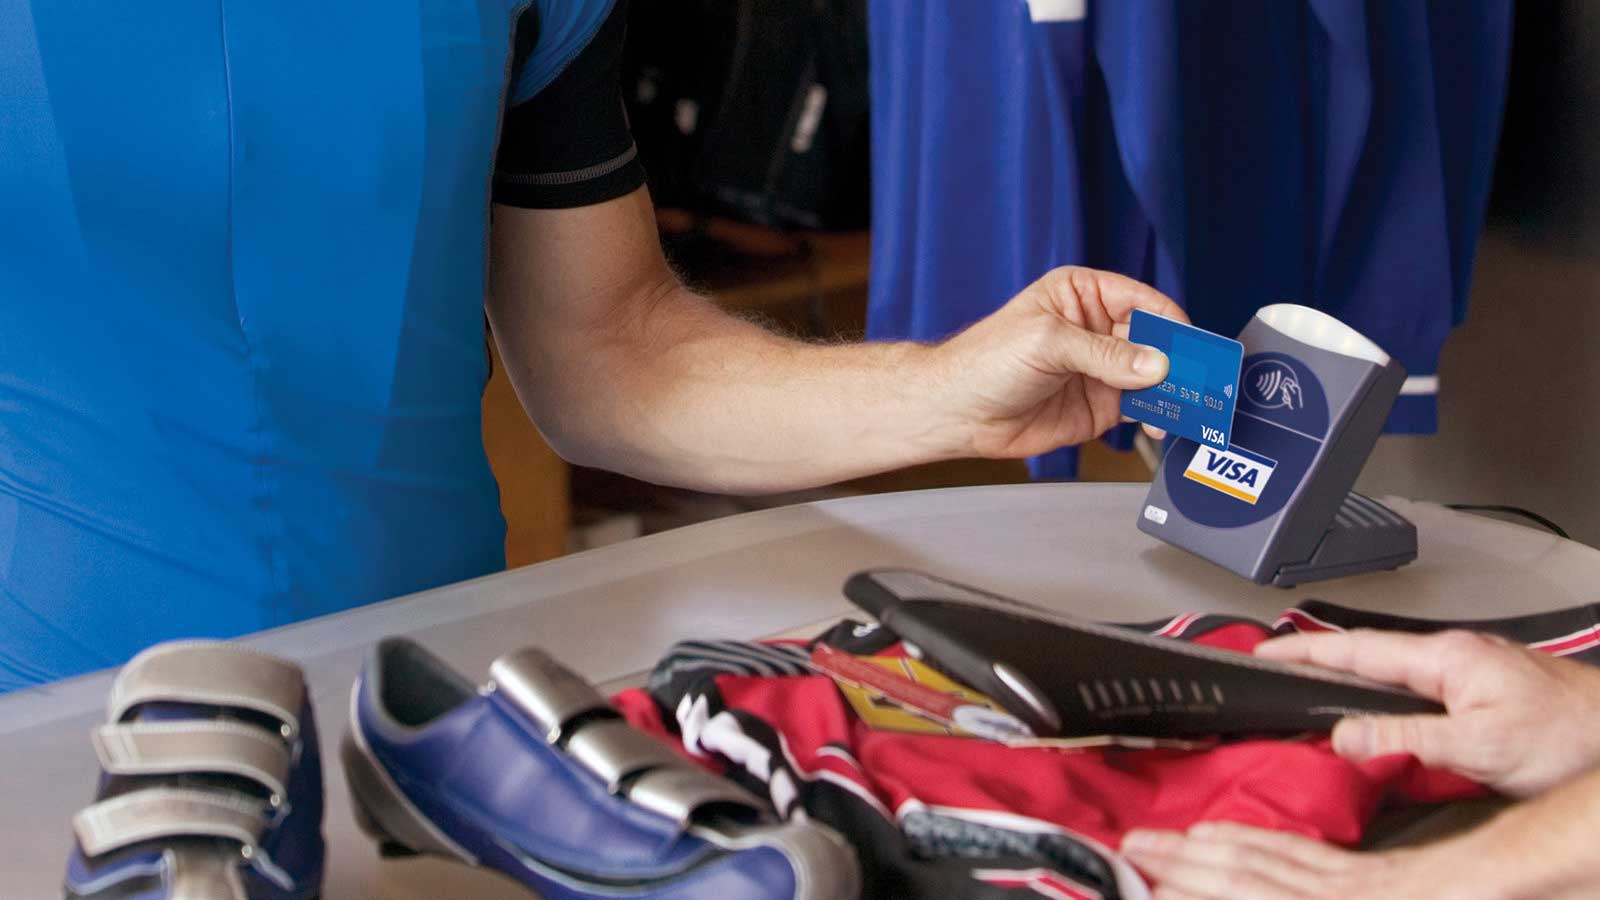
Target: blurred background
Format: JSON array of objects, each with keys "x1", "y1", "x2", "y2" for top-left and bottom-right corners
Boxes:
[
  {"x1": 1359, "y1": 2, "x2": 1600, "y2": 548},
  {"x1": 484, "y1": 0, "x2": 1600, "y2": 567}
]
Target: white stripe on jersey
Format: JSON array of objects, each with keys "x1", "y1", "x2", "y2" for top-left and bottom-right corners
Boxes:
[
  {"x1": 1272, "y1": 608, "x2": 1349, "y2": 633},
  {"x1": 1400, "y1": 375, "x2": 1440, "y2": 395},
  {"x1": 1027, "y1": 0, "x2": 1087, "y2": 23}
]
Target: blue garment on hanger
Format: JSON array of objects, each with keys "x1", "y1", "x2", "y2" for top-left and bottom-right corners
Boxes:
[
  {"x1": 865, "y1": 0, "x2": 1511, "y2": 478},
  {"x1": 0, "y1": 0, "x2": 615, "y2": 690}
]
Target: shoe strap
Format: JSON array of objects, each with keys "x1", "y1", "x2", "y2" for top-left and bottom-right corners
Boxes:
[
  {"x1": 93, "y1": 720, "x2": 292, "y2": 802},
  {"x1": 73, "y1": 787, "x2": 267, "y2": 858},
  {"x1": 489, "y1": 646, "x2": 612, "y2": 743},
  {"x1": 108, "y1": 642, "x2": 306, "y2": 740}
]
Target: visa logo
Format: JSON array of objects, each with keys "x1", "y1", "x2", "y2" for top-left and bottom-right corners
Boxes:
[
  {"x1": 1200, "y1": 426, "x2": 1226, "y2": 446},
  {"x1": 1204, "y1": 453, "x2": 1259, "y2": 486},
  {"x1": 1183, "y1": 445, "x2": 1277, "y2": 504}
]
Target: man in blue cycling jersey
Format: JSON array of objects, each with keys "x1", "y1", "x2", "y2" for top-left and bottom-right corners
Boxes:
[{"x1": 0, "y1": 0, "x2": 1181, "y2": 690}]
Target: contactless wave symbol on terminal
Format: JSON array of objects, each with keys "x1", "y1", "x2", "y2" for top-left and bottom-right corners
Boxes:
[{"x1": 1244, "y1": 361, "x2": 1302, "y2": 410}]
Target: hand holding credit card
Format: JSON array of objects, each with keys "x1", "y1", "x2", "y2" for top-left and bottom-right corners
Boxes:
[{"x1": 1119, "y1": 310, "x2": 1243, "y2": 449}]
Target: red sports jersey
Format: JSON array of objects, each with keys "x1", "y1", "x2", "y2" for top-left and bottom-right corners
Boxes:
[{"x1": 613, "y1": 600, "x2": 1600, "y2": 899}]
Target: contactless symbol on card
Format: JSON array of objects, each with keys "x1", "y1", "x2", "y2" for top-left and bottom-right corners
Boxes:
[{"x1": 1120, "y1": 310, "x2": 1244, "y2": 449}]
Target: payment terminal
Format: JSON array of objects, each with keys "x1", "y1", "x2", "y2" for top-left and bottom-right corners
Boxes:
[{"x1": 1137, "y1": 304, "x2": 1417, "y2": 587}]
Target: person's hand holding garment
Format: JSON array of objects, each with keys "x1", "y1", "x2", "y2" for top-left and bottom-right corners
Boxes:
[
  {"x1": 1120, "y1": 629, "x2": 1600, "y2": 899},
  {"x1": 1121, "y1": 767, "x2": 1600, "y2": 900},
  {"x1": 1257, "y1": 628, "x2": 1600, "y2": 798}
]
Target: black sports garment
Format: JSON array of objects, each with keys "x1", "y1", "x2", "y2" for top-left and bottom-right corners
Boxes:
[{"x1": 496, "y1": 0, "x2": 647, "y2": 209}]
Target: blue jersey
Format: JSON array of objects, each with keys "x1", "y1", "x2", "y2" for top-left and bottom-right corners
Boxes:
[
  {"x1": 866, "y1": 0, "x2": 1510, "y2": 477},
  {"x1": 0, "y1": 0, "x2": 620, "y2": 689}
]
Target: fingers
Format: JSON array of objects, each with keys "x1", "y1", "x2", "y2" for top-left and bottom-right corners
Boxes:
[
  {"x1": 1025, "y1": 267, "x2": 1182, "y2": 389},
  {"x1": 1185, "y1": 822, "x2": 1350, "y2": 872},
  {"x1": 1045, "y1": 267, "x2": 1187, "y2": 324},
  {"x1": 1153, "y1": 888, "x2": 1212, "y2": 900},
  {"x1": 1122, "y1": 828, "x2": 1310, "y2": 900},
  {"x1": 1123, "y1": 406, "x2": 1169, "y2": 439},
  {"x1": 1050, "y1": 326, "x2": 1170, "y2": 390},
  {"x1": 1254, "y1": 630, "x2": 1453, "y2": 701},
  {"x1": 1084, "y1": 377, "x2": 1130, "y2": 436},
  {"x1": 1120, "y1": 415, "x2": 1169, "y2": 438},
  {"x1": 1330, "y1": 713, "x2": 1462, "y2": 767},
  {"x1": 1258, "y1": 630, "x2": 1501, "y2": 775},
  {"x1": 1124, "y1": 830, "x2": 1260, "y2": 899}
]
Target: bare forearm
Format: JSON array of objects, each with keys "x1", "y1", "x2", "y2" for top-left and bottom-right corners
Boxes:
[
  {"x1": 1465, "y1": 766, "x2": 1600, "y2": 899},
  {"x1": 488, "y1": 192, "x2": 1180, "y2": 493},
  {"x1": 511, "y1": 279, "x2": 968, "y2": 493}
]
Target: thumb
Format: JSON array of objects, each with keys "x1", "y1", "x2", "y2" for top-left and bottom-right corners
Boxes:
[
  {"x1": 1050, "y1": 326, "x2": 1170, "y2": 389},
  {"x1": 1333, "y1": 715, "x2": 1462, "y2": 768}
]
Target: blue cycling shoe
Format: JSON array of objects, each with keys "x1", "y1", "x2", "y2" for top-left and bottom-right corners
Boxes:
[
  {"x1": 64, "y1": 641, "x2": 325, "y2": 900},
  {"x1": 344, "y1": 639, "x2": 860, "y2": 899}
]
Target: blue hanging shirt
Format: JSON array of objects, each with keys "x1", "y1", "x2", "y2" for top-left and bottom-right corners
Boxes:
[
  {"x1": 0, "y1": 0, "x2": 644, "y2": 690},
  {"x1": 866, "y1": 0, "x2": 1511, "y2": 477}
]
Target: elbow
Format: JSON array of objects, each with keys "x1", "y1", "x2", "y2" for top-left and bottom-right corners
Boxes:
[
  {"x1": 519, "y1": 387, "x2": 615, "y2": 471},
  {"x1": 535, "y1": 422, "x2": 609, "y2": 471},
  {"x1": 497, "y1": 322, "x2": 633, "y2": 472}
]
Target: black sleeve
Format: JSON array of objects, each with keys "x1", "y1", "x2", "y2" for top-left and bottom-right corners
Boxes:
[{"x1": 493, "y1": 0, "x2": 647, "y2": 209}]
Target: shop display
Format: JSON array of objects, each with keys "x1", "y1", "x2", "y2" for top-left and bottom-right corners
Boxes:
[
  {"x1": 623, "y1": 0, "x2": 870, "y2": 229},
  {"x1": 63, "y1": 642, "x2": 325, "y2": 900},
  {"x1": 865, "y1": 1, "x2": 1512, "y2": 477}
]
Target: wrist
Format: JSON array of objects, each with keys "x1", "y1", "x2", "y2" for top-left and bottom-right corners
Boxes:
[
  {"x1": 903, "y1": 339, "x2": 980, "y2": 461},
  {"x1": 1406, "y1": 831, "x2": 1527, "y2": 900},
  {"x1": 1452, "y1": 792, "x2": 1589, "y2": 900}
]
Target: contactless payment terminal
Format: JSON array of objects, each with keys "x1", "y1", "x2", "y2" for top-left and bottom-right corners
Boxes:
[
  {"x1": 1136, "y1": 304, "x2": 1418, "y2": 587},
  {"x1": 1120, "y1": 310, "x2": 1243, "y2": 449}
]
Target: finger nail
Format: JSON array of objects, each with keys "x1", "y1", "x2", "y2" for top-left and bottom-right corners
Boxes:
[{"x1": 1134, "y1": 347, "x2": 1167, "y2": 378}]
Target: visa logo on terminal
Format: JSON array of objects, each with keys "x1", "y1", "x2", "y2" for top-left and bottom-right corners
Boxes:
[{"x1": 1183, "y1": 444, "x2": 1278, "y2": 505}]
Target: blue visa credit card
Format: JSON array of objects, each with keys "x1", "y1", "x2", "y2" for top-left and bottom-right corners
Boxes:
[{"x1": 1119, "y1": 309, "x2": 1243, "y2": 449}]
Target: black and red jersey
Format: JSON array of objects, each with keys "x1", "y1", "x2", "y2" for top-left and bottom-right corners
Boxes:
[{"x1": 613, "y1": 600, "x2": 1600, "y2": 900}]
